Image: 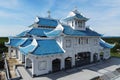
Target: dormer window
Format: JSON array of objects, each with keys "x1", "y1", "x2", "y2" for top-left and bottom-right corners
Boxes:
[
  {"x1": 78, "y1": 21, "x2": 82, "y2": 27},
  {"x1": 72, "y1": 21, "x2": 74, "y2": 26},
  {"x1": 75, "y1": 21, "x2": 77, "y2": 26}
]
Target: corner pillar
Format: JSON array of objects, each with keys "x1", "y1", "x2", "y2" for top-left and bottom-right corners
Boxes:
[
  {"x1": 8, "y1": 47, "x2": 12, "y2": 58},
  {"x1": 48, "y1": 58, "x2": 52, "y2": 72},
  {"x1": 90, "y1": 53, "x2": 93, "y2": 63},
  {"x1": 72, "y1": 56, "x2": 75, "y2": 67},
  {"x1": 61, "y1": 57, "x2": 64, "y2": 70},
  {"x1": 32, "y1": 59, "x2": 36, "y2": 77}
]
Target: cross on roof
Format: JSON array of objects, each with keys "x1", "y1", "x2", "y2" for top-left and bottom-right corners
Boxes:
[
  {"x1": 47, "y1": 10, "x2": 51, "y2": 18},
  {"x1": 74, "y1": 6, "x2": 77, "y2": 11}
]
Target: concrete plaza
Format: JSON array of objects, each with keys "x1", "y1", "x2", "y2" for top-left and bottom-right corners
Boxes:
[{"x1": 17, "y1": 57, "x2": 120, "y2": 80}]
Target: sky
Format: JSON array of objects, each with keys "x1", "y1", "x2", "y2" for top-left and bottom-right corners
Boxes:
[{"x1": 0, "y1": 0, "x2": 120, "y2": 37}]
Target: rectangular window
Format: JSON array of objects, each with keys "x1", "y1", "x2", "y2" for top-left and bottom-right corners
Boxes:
[
  {"x1": 38, "y1": 61, "x2": 47, "y2": 70},
  {"x1": 75, "y1": 21, "x2": 78, "y2": 26},
  {"x1": 81, "y1": 37, "x2": 84, "y2": 44},
  {"x1": 78, "y1": 21, "x2": 82, "y2": 27},
  {"x1": 75, "y1": 38, "x2": 77, "y2": 45},
  {"x1": 78, "y1": 38, "x2": 84, "y2": 44},
  {"x1": 66, "y1": 39, "x2": 71, "y2": 48},
  {"x1": 94, "y1": 39, "x2": 98, "y2": 45},
  {"x1": 72, "y1": 21, "x2": 74, "y2": 26},
  {"x1": 78, "y1": 38, "x2": 81, "y2": 44},
  {"x1": 86, "y1": 38, "x2": 89, "y2": 44},
  {"x1": 84, "y1": 38, "x2": 89, "y2": 44}
]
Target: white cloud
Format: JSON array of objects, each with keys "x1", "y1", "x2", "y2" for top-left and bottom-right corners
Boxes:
[
  {"x1": 0, "y1": 0, "x2": 120, "y2": 36},
  {"x1": 93, "y1": 0, "x2": 120, "y2": 7},
  {"x1": 94, "y1": 25, "x2": 120, "y2": 36},
  {"x1": 32, "y1": 0, "x2": 56, "y2": 17},
  {"x1": 0, "y1": 0, "x2": 19, "y2": 9},
  {"x1": 0, "y1": 24, "x2": 28, "y2": 37}
]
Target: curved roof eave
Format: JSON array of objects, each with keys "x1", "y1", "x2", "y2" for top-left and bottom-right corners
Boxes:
[{"x1": 99, "y1": 39, "x2": 115, "y2": 49}]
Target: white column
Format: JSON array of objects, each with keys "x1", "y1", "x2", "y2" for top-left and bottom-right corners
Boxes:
[
  {"x1": 61, "y1": 57, "x2": 64, "y2": 70},
  {"x1": 25, "y1": 58, "x2": 32, "y2": 68},
  {"x1": 8, "y1": 47, "x2": 11, "y2": 58},
  {"x1": 19, "y1": 52, "x2": 22, "y2": 61},
  {"x1": 25, "y1": 57, "x2": 27, "y2": 68},
  {"x1": 98, "y1": 53, "x2": 100, "y2": 60},
  {"x1": 32, "y1": 59, "x2": 35, "y2": 77},
  {"x1": 48, "y1": 58, "x2": 52, "y2": 72},
  {"x1": 72, "y1": 56, "x2": 75, "y2": 67},
  {"x1": 23, "y1": 55, "x2": 25, "y2": 62},
  {"x1": 90, "y1": 53, "x2": 93, "y2": 62},
  {"x1": 18, "y1": 51, "x2": 21, "y2": 61},
  {"x1": 16, "y1": 49, "x2": 18, "y2": 59},
  {"x1": 21, "y1": 54, "x2": 25, "y2": 63}
]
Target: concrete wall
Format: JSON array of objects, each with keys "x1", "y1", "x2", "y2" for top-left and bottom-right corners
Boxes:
[
  {"x1": 7, "y1": 35, "x2": 111, "y2": 76},
  {"x1": 67, "y1": 20, "x2": 86, "y2": 30},
  {"x1": 61, "y1": 36, "x2": 101, "y2": 62},
  {"x1": 8, "y1": 47, "x2": 17, "y2": 58},
  {"x1": 28, "y1": 54, "x2": 64, "y2": 76},
  {"x1": 103, "y1": 48, "x2": 110, "y2": 59}
]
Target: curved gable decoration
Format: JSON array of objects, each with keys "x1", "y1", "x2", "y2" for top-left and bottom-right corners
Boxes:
[
  {"x1": 19, "y1": 38, "x2": 38, "y2": 55},
  {"x1": 44, "y1": 23, "x2": 64, "y2": 37}
]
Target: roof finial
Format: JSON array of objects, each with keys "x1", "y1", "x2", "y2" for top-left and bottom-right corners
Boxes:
[
  {"x1": 35, "y1": 16, "x2": 39, "y2": 23},
  {"x1": 47, "y1": 10, "x2": 51, "y2": 18},
  {"x1": 74, "y1": 6, "x2": 77, "y2": 11}
]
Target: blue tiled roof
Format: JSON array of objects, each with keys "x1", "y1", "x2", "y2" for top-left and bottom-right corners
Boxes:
[
  {"x1": 45, "y1": 30, "x2": 62, "y2": 37},
  {"x1": 33, "y1": 39, "x2": 64, "y2": 55},
  {"x1": 27, "y1": 28, "x2": 52, "y2": 37},
  {"x1": 20, "y1": 44, "x2": 36, "y2": 55},
  {"x1": 99, "y1": 39, "x2": 115, "y2": 48},
  {"x1": 62, "y1": 25, "x2": 101, "y2": 36},
  {"x1": 16, "y1": 30, "x2": 29, "y2": 37},
  {"x1": 64, "y1": 11, "x2": 88, "y2": 21},
  {"x1": 38, "y1": 17, "x2": 58, "y2": 27},
  {"x1": 64, "y1": 16, "x2": 88, "y2": 21},
  {"x1": 5, "y1": 38, "x2": 26, "y2": 47},
  {"x1": 20, "y1": 38, "x2": 32, "y2": 47},
  {"x1": 44, "y1": 24, "x2": 64, "y2": 37},
  {"x1": 19, "y1": 39, "x2": 64, "y2": 55}
]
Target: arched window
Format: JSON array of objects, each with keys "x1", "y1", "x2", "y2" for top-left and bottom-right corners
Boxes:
[
  {"x1": 72, "y1": 21, "x2": 74, "y2": 26},
  {"x1": 78, "y1": 21, "x2": 82, "y2": 27},
  {"x1": 66, "y1": 39, "x2": 71, "y2": 48}
]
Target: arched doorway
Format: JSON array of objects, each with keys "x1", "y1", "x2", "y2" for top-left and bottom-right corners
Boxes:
[
  {"x1": 75, "y1": 52, "x2": 90, "y2": 67},
  {"x1": 52, "y1": 59, "x2": 61, "y2": 72},
  {"x1": 93, "y1": 53, "x2": 98, "y2": 63},
  {"x1": 26, "y1": 58, "x2": 32, "y2": 68},
  {"x1": 65, "y1": 57, "x2": 72, "y2": 70},
  {"x1": 100, "y1": 52, "x2": 104, "y2": 60},
  {"x1": 25, "y1": 58, "x2": 33, "y2": 76}
]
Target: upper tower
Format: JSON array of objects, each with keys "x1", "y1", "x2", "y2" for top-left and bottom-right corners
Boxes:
[{"x1": 63, "y1": 9, "x2": 88, "y2": 30}]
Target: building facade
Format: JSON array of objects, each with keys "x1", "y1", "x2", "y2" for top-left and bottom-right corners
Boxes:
[{"x1": 5, "y1": 9, "x2": 114, "y2": 77}]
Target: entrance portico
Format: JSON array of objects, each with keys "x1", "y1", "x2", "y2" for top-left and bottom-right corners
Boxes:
[{"x1": 75, "y1": 52, "x2": 91, "y2": 67}]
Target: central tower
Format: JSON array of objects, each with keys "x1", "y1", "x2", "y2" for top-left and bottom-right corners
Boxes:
[{"x1": 64, "y1": 9, "x2": 88, "y2": 30}]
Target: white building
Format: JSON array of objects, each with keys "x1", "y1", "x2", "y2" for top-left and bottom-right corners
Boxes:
[{"x1": 5, "y1": 9, "x2": 114, "y2": 77}]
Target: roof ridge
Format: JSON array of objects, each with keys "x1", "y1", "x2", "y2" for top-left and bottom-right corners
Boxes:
[
  {"x1": 56, "y1": 41, "x2": 65, "y2": 53},
  {"x1": 38, "y1": 16, "x2": 59, "y2": 21},
  {"x1": 19, "y1": 38, "x2": 28, "y2": 46},
  {"x1": 19, "y1": 38, "x2": 38, "y2": 55},
  {"x1": 30, "y1": 38, "x2": 38, "y2": 53}
]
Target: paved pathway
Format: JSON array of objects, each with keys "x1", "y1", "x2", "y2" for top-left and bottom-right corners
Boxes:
[
  {"x1": 17, "y1": 67, "x2": 33, "y2": 80},
  {"x1": 17, "y1": 57, "x2": 120, "y2": 80}
]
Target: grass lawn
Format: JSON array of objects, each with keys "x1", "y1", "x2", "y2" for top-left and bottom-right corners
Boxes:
[{"x1": 111, "y1": 52, "x2": 120, "y2": 58}]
